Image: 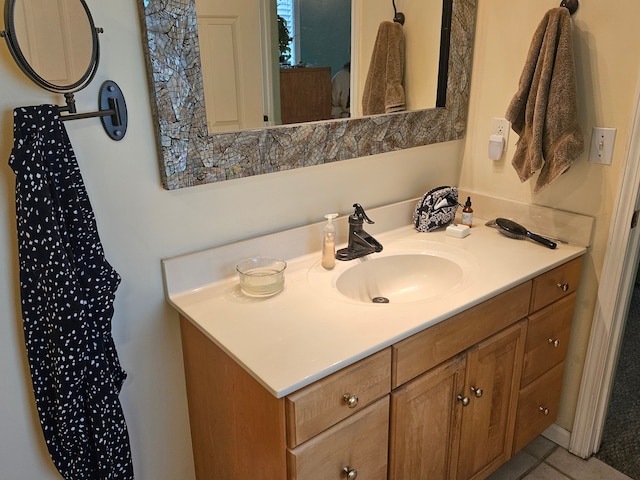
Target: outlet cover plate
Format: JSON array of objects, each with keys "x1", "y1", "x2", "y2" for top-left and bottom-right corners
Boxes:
[{"x1": 492, "y1": 118, "x2": 510, "y2": 145}]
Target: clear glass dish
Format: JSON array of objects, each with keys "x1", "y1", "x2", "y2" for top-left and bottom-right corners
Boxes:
[{"x1": 236, "y1": 257, "x2": 287, "y2": 297}]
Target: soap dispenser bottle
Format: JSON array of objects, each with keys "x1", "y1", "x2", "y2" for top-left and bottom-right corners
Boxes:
[{"x1": 322, "y1": 213, "x2": 338, "y2": 270}]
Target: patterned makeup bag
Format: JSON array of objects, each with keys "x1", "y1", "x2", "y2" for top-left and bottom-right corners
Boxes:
[{"x1": 413, "y1": 186, "x2": 459, "y2": 232}]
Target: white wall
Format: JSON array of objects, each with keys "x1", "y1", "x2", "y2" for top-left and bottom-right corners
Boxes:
[
  {"x1": 458, "y1": 0, "x2": 640, "y2": 430},
  {"x1": 0, "y1": 1, "x2": 463, "y2": 479}
]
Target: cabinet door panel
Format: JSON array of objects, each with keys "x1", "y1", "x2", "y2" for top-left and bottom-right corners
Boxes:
[
  {"x1": 389, "y1": 354, "x2": 466, "y2": 480},
  {"x1": 457, "y1": 321, "x2": 526, "y2": 480},
  {"x1": 287, "y1": 396, "x2": 389, "y2": 480}
]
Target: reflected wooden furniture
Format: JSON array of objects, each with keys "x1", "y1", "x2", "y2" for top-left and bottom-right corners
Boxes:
[
  {"x1": 280, "y1": 67, "x2": 332, "y2": 124},
  {"x1": 180, "y1": 256, "x2": 583, "y2": 480}
]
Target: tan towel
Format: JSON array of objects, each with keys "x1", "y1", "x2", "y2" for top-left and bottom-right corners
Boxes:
[
  {"x1": 505, "y1": 7, "x2": 584, "y2": 194},
  {"x1": 362, "y1": 21, "x2": 405, "y2": 115}
]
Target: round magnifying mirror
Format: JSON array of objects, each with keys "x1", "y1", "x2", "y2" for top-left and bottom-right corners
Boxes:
[{"x1": 2, "y1": 0, "x2": 99, "y2": 93}]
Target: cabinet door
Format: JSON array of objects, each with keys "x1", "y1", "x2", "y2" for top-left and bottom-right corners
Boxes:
[
  {"x1": 389, "y1": 354, "x2": 466, "y2": 480},
  {"x1": 457, "y1": 321, "x2": 526, "y2": 480}
]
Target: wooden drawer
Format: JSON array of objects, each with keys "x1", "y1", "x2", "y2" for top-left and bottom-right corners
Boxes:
[
  {"x1": 287, "y1": 396, "x2": 389, "y2": 480},
  {"x1": 285, "y1": 348, "x2": 391, "y2": 448},
  {"x1": 391, "y1": 282, "x2": 531, "y2": 388},
  {"x1": 530, "y1": 256, "x2": 583, "y2": 313},
  {"x1": 522, "y1": 293, "x2": 576, "y2": 387},
  {"x1": 513, "y1": 362, "x2": 565, "y2": 453}
]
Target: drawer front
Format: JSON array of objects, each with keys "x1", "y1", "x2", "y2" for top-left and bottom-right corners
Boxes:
[
  {"x1": 392, "y1": 282, "x2": 531, "y2": 388},
  {"x1": 513, "y1": 362, "x2": 565, "y2": 454},
  {"x1": 287, "y1": 396, "x2": 389, "y2": 480},
  {"x1": 530, "y1": 256, "x2": 583, "y2": 313},
  {"x1": 522, "y1": 293, "x2": 576, "y2": 387},
  {"x1": 286, "y1": 348, "x2": 391, "y2": 448}
]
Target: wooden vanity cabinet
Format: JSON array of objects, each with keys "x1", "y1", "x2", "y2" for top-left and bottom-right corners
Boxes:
[{"x1": 180, "y1": 256, "x2": 583, "y2": 480}]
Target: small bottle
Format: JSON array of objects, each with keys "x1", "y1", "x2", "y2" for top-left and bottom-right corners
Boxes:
[
  {"x1": 461, "y1": 197, "x2": 473, "y2": 227},
  {"x1": 321, "y1": 213, "x2": 338, "y2": 270}
]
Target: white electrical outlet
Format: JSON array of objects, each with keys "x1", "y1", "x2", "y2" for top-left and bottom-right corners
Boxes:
[{"x1": 492, "y1": 118, "x2": 510, "y2": 145}]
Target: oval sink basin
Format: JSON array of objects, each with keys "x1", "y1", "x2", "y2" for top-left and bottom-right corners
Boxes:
[{"x1": 335, "y1": 254, "x2": 465, "y2": 304}]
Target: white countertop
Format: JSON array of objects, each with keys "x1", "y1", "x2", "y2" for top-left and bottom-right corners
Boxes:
[{"x1": 165, "y1": 216, "x2": 587, "y2": 398}]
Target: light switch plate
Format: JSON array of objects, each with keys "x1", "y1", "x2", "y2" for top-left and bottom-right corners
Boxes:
[{"x1": 589, "y1": 127, "x2": 616, "y2": 165}]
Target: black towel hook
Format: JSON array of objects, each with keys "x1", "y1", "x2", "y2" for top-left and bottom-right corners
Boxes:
[
  {"x1": 392, "y1": 0, "x2": 405, "y2": 25},
  {"x1": 560, "y1": 0, "x2": 579, "y2": 15}
]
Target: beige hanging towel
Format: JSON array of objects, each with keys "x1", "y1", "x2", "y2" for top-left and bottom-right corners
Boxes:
[
  {"x1": 505, "y1": 7, "x2": 584, "y2": 194},
  {"x1": 362, "y1": 21, "x2": 405, "y2": 116}
]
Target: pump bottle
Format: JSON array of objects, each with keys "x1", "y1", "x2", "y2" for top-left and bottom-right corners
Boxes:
[{"x1": 322, "y1": 214, "x2": 338, "y2": 269}]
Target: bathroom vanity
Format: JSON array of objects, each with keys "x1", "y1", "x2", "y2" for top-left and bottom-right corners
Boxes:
[{"x1": 163, "y1": 197, "x2": 591, "y2": 480}]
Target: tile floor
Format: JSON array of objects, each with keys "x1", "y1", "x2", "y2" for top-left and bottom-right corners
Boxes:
[{"x1": 487, "y1": 436, "x2": 633, "y2": 480}]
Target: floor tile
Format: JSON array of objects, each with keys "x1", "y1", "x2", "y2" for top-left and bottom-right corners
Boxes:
[
  {"x1": 545, "y1": 448, "x2": 634, "y2": 480},
  {"x1": 523, "y1": 436, "x2": 557, "y2": 460},
  {"x1": 486, "y1": 450, "x2": 538, "y2": 480},
  {"x1": 524, "y1": 463, "x2": 571, "y2": 479}
]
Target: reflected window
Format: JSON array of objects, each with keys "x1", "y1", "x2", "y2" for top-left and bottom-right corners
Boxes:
[{"x1": 277, "y1": 0, "x2": 296, "y2": 65}]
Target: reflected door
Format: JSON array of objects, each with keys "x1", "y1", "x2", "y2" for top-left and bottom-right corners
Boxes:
[
  {"x1": 196, "y1": 0, "x2": 266, "y2": 132},
  {"x1": 13, "y1": 0, "x2": 93, "y2": 86}
]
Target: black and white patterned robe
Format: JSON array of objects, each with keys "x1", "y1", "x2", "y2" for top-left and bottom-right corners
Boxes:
[{"x1": 9, "y1": 105, "x2": 134, "y2": 479}]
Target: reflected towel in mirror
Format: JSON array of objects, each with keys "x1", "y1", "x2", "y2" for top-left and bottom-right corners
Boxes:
[{"x1": 362, "y1": 21, "x2": 406, "y2": 115}]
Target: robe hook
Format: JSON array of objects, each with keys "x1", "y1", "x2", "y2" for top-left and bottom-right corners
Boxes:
[
  {"x1": 392, "y1": 0, "x2": 405, "y2": 25},
  {"x1": 560, "y1": 0, "x2": 579, "y2": 15}
]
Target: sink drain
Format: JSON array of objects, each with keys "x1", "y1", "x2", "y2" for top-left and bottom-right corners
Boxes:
[{"x1": 372, "y1": 297, "x2": 390, "y2": 304}]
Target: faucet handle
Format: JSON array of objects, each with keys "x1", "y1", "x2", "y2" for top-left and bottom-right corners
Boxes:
[{"x1": 352, "y1": 203, "x2": 374, "y2": 224}]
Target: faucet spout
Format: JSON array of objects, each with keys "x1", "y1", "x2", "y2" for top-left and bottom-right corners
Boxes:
[{"x1": 336, "y1": 204, "x2": 384, "y2": 261}]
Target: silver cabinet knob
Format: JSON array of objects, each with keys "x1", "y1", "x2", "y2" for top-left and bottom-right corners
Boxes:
[
  {"x1": 470, "y1": 386, "x2": 483, "y2": 398},
  {"x1": 342, "y1": 393, "x2": 359, "y2": 409},
  {"x1": 343, "y1": 466, "x2": 358, "y2": 479},
  {"x1": 457, "y1": 394, "x2": 470, "y2": 406},
  {"x1": 557, "y1": 282, "x2": 569, "y2": 292},
  {"x1": 548, "y1": 338, "x2": 560, "y2": 347},
  {"x1": 539, "y1": 406, "x2": 550, "y2": 415}
]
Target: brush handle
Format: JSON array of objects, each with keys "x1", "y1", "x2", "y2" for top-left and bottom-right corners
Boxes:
[{"x1": 527, "y1": 232, "x2": 557, "y2": 249}]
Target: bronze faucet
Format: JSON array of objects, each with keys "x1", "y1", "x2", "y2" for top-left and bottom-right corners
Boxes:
[{"x1": 336, "y1": 204, "x2": 383, "y2": 261}]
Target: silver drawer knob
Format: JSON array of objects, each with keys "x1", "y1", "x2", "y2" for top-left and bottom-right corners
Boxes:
[
  {"x1": 457, "y1": 394, "x2": 470, "y2": 406},
  {"x1": 557, "y1": 282, "x2": 570, "y2": 292},
  {"x1": 548, "y1": 338, "x2": 560, "y2": 347},
  {"x1": 343, "y1": 466, "x2": 358, "y2": 479},
  {"x1": 539, "y1": 406, "x2": 550, "y2": 415},
  {"x1": 343, "y1": 393, "x2": 359, "y2": 409},
  {"x1": 470, "y1": 386, "x2": 483, "y2": 398}
]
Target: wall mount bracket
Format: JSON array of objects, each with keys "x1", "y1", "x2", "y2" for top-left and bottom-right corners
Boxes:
[{"x1": 59, "y1": 80, "x2": 128, "y2": 141}]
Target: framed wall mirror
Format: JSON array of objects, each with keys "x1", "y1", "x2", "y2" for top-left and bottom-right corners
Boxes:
[{"x1": 138, "y1": 0, "x2": 477, "y2": 190}]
